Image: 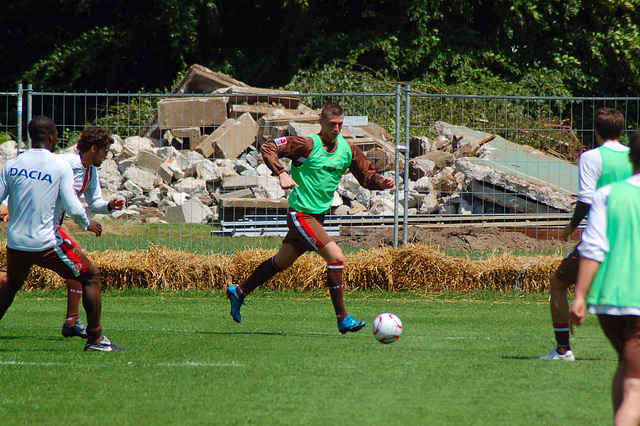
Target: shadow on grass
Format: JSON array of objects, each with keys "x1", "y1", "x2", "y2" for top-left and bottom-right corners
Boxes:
[
  {"x1": 200, "y1": 330, "x2": 336, "y2": 337},
  {"x1": 500, "y1": 354, "x2": 606, "y2": 361}
]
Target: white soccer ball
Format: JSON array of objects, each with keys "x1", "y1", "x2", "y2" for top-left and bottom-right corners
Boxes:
[{"x1": 372, "y1": 313, "x2": 403, "y2": 344}]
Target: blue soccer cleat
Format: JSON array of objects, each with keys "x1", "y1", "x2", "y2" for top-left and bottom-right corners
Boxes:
[
  {"x1": 338, "y1": 315, "x2": 366, "y2": 334},
  {"x1": 226, "y1": 285, "x2": 245, "y2": 323}
]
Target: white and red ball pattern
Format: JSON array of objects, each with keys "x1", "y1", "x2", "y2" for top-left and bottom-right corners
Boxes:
[{"x1": 372, "y1": 313, "x2": 403, "y2": 344}]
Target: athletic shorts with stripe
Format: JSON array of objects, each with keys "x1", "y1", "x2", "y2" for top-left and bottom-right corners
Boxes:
[
  {"x1": 6, "y1": 231, "x2": 98, "y2": 284},
  {"x1": 284, "y1": 210, "x2": 333, "y2": 255}
]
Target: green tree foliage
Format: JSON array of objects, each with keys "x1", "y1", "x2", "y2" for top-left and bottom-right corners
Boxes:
[{"x1": 1, "y1": 0, "x2": 638, "y2": 95}]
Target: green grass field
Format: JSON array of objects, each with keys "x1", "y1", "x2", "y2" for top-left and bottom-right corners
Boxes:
[{"x1": 0, "y1": 290, "x2": 614, "y2": 425}]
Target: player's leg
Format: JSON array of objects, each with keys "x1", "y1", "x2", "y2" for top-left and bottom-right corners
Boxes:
[
  {"x1": 600, "y1": 314, "x2": 640, "y2": 424},
  {"x1": 316, "y1": 241, "x2": 365, "y2": 334},
  {"x1": 61, "y1": 278, "x2": 88, "y2": 338},
  {"x1": 540, "y1": 246, "x2": 579, "y2": 361},
  {"x1": 36, "y1": 242, "x2": 124, "y2": 351},
  {"x1": 615, "y1": 377, "x2": 640, "y2": 425},
  {"x1": 226, "y1": 243, "x2": 300, "y2": 323},
  {"x1": 241, "y1": 243, "x2": 299, "y2": 297},
  {"x1": 0, "y1": 249, "x2": 33, "y2": 320},
  {"x1": 0, "y1": 265, "x2": 7, "y2": 287},
  {"x1": 57, "y1": 227, "x2": 87, "y2": 338}
]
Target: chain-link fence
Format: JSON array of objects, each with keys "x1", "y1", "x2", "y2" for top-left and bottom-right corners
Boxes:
[{"x1": 1, "y1": 85, "x2": 639, "y2": 254}]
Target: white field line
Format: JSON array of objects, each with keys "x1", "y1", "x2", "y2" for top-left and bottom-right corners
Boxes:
[{"x1": 0, "y1": 360, "x2": 242, "y2": 367}]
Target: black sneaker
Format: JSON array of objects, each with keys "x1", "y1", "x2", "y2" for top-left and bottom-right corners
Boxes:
[
  {"x1": 62, "y1": 319, "x2": 89, "y2": 339},
  {"x1": 84, "y1": 335, "x2": 126, "y2": 352}
]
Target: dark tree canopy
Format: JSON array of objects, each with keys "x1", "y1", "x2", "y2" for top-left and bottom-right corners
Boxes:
[{"x1": 1, "y1": 0, "x2": 638, "y2": 95}]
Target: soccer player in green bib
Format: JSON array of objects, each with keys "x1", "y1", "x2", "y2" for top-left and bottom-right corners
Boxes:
[
  {"x1": 540, "y1": 108, "x2": 632, "y2": 361},
  {"x1": 570, "y1": 129, "x2": 640, "y2": 424},
  {"x1": 226, "y1": 103, "x2": 396, "y2": 333}
]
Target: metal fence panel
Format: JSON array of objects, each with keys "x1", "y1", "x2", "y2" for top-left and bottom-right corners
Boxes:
[{"x1": 1, "y1": 87, "x2": 638, "y2": 254}]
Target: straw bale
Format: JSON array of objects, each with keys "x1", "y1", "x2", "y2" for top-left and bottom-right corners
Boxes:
[
  {"x1": 471, "y1": 253, "x2": 561, "y2": 292},
  {"x1": 386, "y1": 245, "x2": 474, "y2": 291},
  {"x1": 343, "y1": 248, "x2": 394, "y2": 291},
  {"x1": 0, "y1": 242, "x2": 564, "y2": 293}
]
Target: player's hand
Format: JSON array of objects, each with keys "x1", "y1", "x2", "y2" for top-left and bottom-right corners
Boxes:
[
  {"x1": 0, "y1": 203, "x2": 9, "y2": 222},
  {"x1": 380, "y1": 177, "x2": 396, "y2": 191},
  {"x1": 561, "y1": 223, "x2": 576, "y2": 241},
  {"x1": 278, "y1": 172, "x2": 299, "y2": 190},
  {"x1": 569, "y1": 296, "x2": 586, "y2": 327},
  {"x1": 87, "y1": 220, "x2": 102, "y2": 237},
  {"x1": 110, "y1": 198, "x2": 126, "y2": 211}
]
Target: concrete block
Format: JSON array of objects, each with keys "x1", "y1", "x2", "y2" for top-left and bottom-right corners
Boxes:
[
  {"x1": 164, "y1": 197, "x2": 214, "y2": 224},
  {"x1": 222, "y1": 175, "x2": 260, "y2": 190},
  {"x1": 288, "y1": 122, "x2": 320, "y2": 137},
  {"x1": 158, "y1": 97, "x2": 228, "y2": 129},
  {"x1": 137, "y1": 150, "x2": 164, "y2": 172},
  {"x1": 197, "y1": 113, "x2": 258, "y2": 159},
  {"x1": 158, "y1": 162, "x2": 174, "y2": 184},
  {"x1": 171, "y1": 127, "x2": 201, "y2": 150},
  {"x1": 218, "y1": 86, "x2": 300, "y2": 109}
]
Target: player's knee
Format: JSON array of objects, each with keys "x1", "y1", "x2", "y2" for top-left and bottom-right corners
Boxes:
[
  {"x1": 550, "y1": 274, "x2": 570, "y2": 291},
  {"x1": 79, "y1": 266, "x2": 101, "y2": 287}
]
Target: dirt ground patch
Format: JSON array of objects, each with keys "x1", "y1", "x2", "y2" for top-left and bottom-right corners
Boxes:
[{"x1": 336, "y1": 225, "x2": 577, "y2": 253}]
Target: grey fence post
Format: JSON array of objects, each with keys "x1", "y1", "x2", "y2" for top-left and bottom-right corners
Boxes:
[
  {"x1": 393, "y1": 85, "x2": 402, "y2": 249},
  {"x1": 26, "y1": 84, "x2": 32, "y2": 149},
  {"x1": 16, "y1": 84, "x2": 23, "y2": 152},
  {"x1": 403, "y1": 85, "x2": 411, "y2": 245}
]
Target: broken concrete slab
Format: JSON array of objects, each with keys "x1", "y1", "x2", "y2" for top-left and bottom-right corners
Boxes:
[
  {"x1": 158, "y1": 96, "x2": 228, "y2": 129},
  {"x1": 171, "y1": 64, "x2": 249, "y2": 94},
  {"x1": 257, "y1": 108, "x2": 320, "y2": 145},
  {"x1": 214, "y1": 188, "x2": 254, "y2": 202},
  {"x1": 164, "y1": 197, "x2": 215, "y2": 224},
  {"x1": 196, "y1": 113, "x2": 258, "y2": 159},
  {"x1": 137, "y1": 149, "x2": 164, "y2": 172},
  {"x1": 229, "y1": 103, "x2": 285, "y2": 120},
  {"x1": 169, "y1": 127, "x2": 201, "y2": 150},
  {"x1": 442, "y1": 123, "x2": 578, "y2": 213},
  {"x1": 216, "y1": 85, "x2": 300, "y2": 109},
  {"x1": 288, "y1": 122, "x2": 320, "y2": 137},
  {"x1": 222, "y1": 175, "x2": 260, "y2": 190}
]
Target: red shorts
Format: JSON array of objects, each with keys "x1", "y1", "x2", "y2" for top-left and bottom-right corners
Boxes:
[
  {"x1": 555, "y1": 245, "x2": 581, "y2": 285},
  {"x1": 283, "y1": 210, "x2": 334, "y2": 255},
  {"x1": 598, "y1": 314, "x2": 640, "y2": 378}
]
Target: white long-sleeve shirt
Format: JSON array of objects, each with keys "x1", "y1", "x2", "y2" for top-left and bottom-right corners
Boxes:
[
  {"x1": 0, "y1": 148, "x2": 90, "y2": 251},
  {"x1": 577, "y1": 140, "x2": 629, "y2": 204},
  {"x1": 54, "y1": 152, "x2": 110, "y2": 224},
  {"x1": 579, "y1": 174, "x2": 640, "y2": 261}
]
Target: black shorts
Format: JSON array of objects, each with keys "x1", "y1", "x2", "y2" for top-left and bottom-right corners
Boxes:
[
  {"x1": 598, "y1": 314, "x2": 640, "y2": 378},
  {"x1": 555, "y1": 245, "x2": 581, "y2": 285},
  {"x1": 6, "y1": 242, "x2": 96, "y2": 284}
]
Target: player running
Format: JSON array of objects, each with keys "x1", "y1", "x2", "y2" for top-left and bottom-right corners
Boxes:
[{"x1": 225, "y1": 102, "x2": 396, "y2": 333}]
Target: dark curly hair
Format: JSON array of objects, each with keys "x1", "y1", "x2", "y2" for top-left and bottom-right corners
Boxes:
[{"x1": 76, "y1": 126, "x2": 113, "y2": 153}]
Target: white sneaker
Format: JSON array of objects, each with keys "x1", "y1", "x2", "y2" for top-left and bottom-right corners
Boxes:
[{"x1": 539, "y1": 348, "x2": 575, "y2": 361}]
